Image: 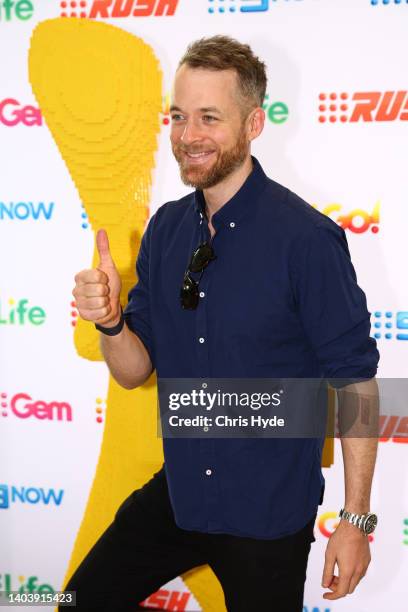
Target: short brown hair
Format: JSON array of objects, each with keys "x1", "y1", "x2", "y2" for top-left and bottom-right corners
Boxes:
[{"x1": 178, "y1": 35, "x2": 267, "y2": 114}]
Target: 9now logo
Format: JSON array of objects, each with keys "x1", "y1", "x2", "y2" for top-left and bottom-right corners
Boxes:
[
  {"x1": 371, "y1": 0, "x2": 408, "y2": 5},
  {"x1": 371, "y1": 311, "x2": 408, "y2": 341},
  {"x1": 0, "y1": 484, "x2": 64, "y2": 509},
  {"x1": 208, "y1": 0, "x2": 304, "y2": 14},
  {"x1": 1, "y1": 392, "x2": 73, "y2": 422},
  {"x1": 0, "y1": 201, "x2": 54, "y2": 222},
  {"x1": 318, "y1": 91, "x2": 408, "y2": 123}
]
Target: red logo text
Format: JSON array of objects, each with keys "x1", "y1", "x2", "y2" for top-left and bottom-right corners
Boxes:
[
  {"x1": 318, "y1": 91, "x2": 408, "y2": 123},
  {"x1": 60, "y1": 0, "x2": 179, "y2": 18},
  {"x1": 140, "y1": 589, "x2": 190, "y2": 611}
]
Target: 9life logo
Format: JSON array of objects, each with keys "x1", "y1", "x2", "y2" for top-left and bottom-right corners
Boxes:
[
  {"x1": 0, "y1": 484, "x2": 64, "y2": 509},
  {"x1": 263, "y1": 94, "x2": 289, "y2": 125},
  {"x1": 207, "y1": 0, "x2": 303, "y2": 15},
  {"x1": 58, "y1": 0, "x2": 179, "y2": 18},
  {"x1": 0, "y1": 573, "x2": 54, "y2": 596},
  {"x1": 0, "y1": 0, "x2": 34, "y2": 21},
  {"x1": 0, "y1": 298, "x2": 46, "y2": 326}
]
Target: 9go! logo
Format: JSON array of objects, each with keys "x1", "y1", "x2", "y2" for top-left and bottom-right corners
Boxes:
[
  {"x1": 318, "y1": 512, "x2": 374, "y2": 542},
  {"x1": 313, "y1": 201, "x2": 380, "y2": 234}
]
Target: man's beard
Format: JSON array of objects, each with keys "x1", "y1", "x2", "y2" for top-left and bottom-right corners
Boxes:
[{"x1": 172, "y1": 126, "x2": 249, "y2": 190}]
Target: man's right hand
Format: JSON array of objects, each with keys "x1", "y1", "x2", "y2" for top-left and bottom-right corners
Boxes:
[{"x1": 72, "y1": 229, "x2": 122, "y2": 328}]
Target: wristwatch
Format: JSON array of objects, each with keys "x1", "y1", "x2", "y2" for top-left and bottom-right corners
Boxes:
[{"x1": 339, "y1": 508, "x2": 378, "y2": 536}]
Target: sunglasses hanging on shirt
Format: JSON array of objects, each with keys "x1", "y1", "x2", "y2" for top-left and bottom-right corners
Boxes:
[{"x1": 180, "y1": 242, "x2": 216, "y2": 310}]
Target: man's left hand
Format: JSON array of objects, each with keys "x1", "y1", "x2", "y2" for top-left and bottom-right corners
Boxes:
[{"x1": 321, "y1": 519, "x2": 371, "y2": 600}]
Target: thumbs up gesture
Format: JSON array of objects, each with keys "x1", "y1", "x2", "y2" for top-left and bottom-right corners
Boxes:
[{"x1": 73, "y1": 229, "x2": 122, "y2": 327}]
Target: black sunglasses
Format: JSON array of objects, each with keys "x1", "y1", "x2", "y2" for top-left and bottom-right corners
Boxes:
[{"x1": 180, "y1": 242, "x2": 216, "y2": 309}]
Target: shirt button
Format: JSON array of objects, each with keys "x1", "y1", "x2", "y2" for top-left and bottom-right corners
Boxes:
[
  {"x1": 199, "y1": 291, "x2": 205, "y2": 298},
  {"x1": 205, "y1": 469, "x2": 212, "y2": 476},
  {"x1": 229, "y1": 222, "x2": 235, "y2": 228},
  {"x1": 199, "y1": 337, "x2": 205, "y2": 343}
]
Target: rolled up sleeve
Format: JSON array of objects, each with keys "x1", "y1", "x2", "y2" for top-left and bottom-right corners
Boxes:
[
  {"x1": 123, "y1": 215, "x2": 156, "y2": 370},
  {"x1": 291, "y1": 222, "x2": 379, "y2": 387}
]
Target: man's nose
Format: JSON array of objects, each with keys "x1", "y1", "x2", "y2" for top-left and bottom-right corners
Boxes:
[{"x1": 180, "y1": 119, "x2": 203, "y2": 145}]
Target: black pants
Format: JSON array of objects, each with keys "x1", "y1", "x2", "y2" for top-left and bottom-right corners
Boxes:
[{"x1": 62, "y1": 467, "x2": 315, "y2": 612}]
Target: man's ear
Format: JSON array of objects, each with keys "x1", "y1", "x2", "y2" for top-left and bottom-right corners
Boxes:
[{"x1": 247, "y1": 107, "x2": 265, "y2": 142}]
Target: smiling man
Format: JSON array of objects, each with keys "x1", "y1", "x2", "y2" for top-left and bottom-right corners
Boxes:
[
  {"x1": 69, "y1": 36, "x2": 380, "y2": 611},
  {"x1": 171, "y1": 67, "x2": 249, "y2": 189}
]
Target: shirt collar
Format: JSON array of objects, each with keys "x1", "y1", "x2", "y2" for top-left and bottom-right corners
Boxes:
[{"x1": 193, "y1": 156, "x2": 268, "y2": 229}]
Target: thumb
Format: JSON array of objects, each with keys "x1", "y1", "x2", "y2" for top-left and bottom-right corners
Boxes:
[{"x1": 96, "y1": 229, "x2": 115, "y2": 268}]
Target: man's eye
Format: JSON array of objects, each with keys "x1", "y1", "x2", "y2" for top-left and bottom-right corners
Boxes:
[
  {"x1": 171, "y1": 114, "x2": 184, "y2": 122},
  {"x1": 203, "y1": 115, "x2": 217, "y2": 123}
]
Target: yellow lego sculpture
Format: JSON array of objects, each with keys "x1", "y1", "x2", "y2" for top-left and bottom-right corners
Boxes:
[{"x1": 28, "y1": 18, "x2": 226, "y2": 611}]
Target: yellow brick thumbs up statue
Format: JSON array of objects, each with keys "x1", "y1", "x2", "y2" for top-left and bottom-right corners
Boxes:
[{"x1": 29, "y1": 18, "x2": 160, "y2": 361}]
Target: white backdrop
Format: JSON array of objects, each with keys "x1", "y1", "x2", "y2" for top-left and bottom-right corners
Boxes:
[{"x1": 1, "y1": 0, "x2": 407, "y2": 610}]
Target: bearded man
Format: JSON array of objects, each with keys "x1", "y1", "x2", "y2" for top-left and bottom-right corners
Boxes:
[{"x1": 69, "y1": 36, "x2": 379, "y2": 611}]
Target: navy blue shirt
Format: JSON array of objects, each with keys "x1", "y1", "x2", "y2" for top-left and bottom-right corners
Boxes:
[{"x1": 124, "y1": 157, "x2": 379, "y2": 539}]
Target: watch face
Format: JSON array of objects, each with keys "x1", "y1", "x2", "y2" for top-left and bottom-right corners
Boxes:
[{"x1": 364, "y1": 514, "x2": 378, "y2": 535}]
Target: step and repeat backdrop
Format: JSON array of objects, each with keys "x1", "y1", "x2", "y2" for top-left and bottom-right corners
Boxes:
[{"x1": 1, "y1": 1, "x2": 407, "y2": 611}]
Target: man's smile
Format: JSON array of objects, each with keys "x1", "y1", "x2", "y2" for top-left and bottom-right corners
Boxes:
[{"x1": 182, "y1": 150, "x2": 216, "y2": 165}]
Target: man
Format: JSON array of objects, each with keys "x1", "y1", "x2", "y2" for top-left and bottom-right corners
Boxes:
[{"x1": 70, "y1": 36, "x2": 379, "y2": 611}]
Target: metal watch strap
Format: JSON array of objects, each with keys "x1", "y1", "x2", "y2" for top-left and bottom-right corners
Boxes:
[
  {"x1": 95, "y1": 306, "x2": 124, "y2": 336},
  {"x1": 340, "y1": 509, "x2": 364, "y2": 529},
  {"x1": 340, "y1": 508, "x2": 378, "y2": 536}
]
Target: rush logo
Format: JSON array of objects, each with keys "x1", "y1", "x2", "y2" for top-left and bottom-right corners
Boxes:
[
  {"x1": 379, "y1": 416, "x2": 408, "y2": 443},
  {"x1": 139, "y1": 589, "x2": 190, "y2": 610},
  {"x1": 318, "y1": 91, "x2": 408, "y2": 123},
  {"x1": 60, "y1": 0, "x2": 179, "y2": 18}
]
